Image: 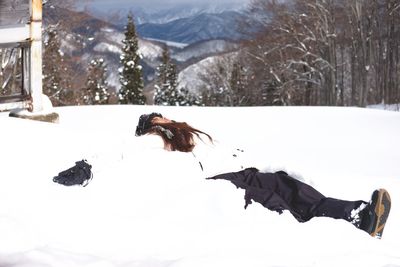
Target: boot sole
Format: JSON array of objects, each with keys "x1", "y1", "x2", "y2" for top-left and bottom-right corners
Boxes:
[{"x1": 370, "y1": 189, "x2": 391, "y2": 239}]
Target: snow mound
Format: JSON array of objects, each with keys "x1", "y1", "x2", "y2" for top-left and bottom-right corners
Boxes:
[{"x1": 0, "y1": 105, "x2": 399, "y2": 267}]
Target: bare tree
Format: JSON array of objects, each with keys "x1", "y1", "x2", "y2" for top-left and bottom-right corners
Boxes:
[
  {"x1": 199, "y1": 53, "x2": 251, "y2": 106},
  {"x1": 238, "y1": 0, "x2": 400, "y2": 107},
  {"x1": 242, "y1": 0, "x2": 339, "y2": 105},
  {"x1": 42, "y1": 0, "x2": 95, "y2": 105}
]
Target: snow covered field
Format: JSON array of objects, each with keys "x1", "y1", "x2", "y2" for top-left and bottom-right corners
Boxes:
[{"x1": 0, "y1": 105, "x2": 399, "y2": 267}]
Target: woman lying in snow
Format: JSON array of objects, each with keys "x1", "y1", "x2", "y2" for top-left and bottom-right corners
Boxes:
[{"x1": 135, "y1": 112, "x2": 391, "y2": 239}]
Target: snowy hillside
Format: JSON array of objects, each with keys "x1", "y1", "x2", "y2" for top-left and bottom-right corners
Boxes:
[
  {"x1": 0, "y1": 105, "x2": 399, "y2": 267},
  {"x1": 69, "y1": 25, "x2": 164, "y2": 87},
  {"x1": 43, "y1": 6, "x2": 243, "y2": 94},
  {"x1": 143, "y1": 38, "x2": 189, "y2": 49},
  {"x1": 91, "y1": 28, "x2": 164, "y2": 62},
  {"x1": 44, "y1": 7, "x2": 166, "y2": 89},
  {"x1": 178, "y1": 52, "x2": 238, "y2": 92},
  {"x1": 172, "y1": 39, "x2": 239, "y2": 62},
  {"x1": 178, "y1": 56, "x2": 216, "y2": 91},
  {"x1": 59, "y1": 22, "x2": 241, "y2": 92}
]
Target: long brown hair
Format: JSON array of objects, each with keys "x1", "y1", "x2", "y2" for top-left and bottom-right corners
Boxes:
[{"x1": 148, "y1": 120, "x2": 213, "y2": 152}]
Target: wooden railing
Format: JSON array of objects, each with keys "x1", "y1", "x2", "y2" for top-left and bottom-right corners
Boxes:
[{"x1": 0, "y1": 0, "x2": 43, "y2": 112}]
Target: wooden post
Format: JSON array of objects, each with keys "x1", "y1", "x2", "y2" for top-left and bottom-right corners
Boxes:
[{"x1": 29, "y1": 0, "x2": 43, "y2": 112}]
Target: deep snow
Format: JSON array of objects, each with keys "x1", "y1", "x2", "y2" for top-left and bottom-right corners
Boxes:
[{"x1": 0, "y1": 105, "x2": 399, "y2": 267}]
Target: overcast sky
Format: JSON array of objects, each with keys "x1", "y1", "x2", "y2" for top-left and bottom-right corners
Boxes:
[{"x1": 88, "y1": 0, "x2": 250, "y2": 10}]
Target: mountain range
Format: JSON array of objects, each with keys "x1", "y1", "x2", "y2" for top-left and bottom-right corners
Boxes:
[
  {"x1": 136, "y1": 11, "x2": 244, "y2": 44},
  {"x1": 85, "y1": 4, "x2": 246, "y2": 44},
  {"x1": 43, "y1": 6, "x2": 244, "y2": 95},
  {"x1": 83, "y1": 2, "x2": 247, "y2": 24}
]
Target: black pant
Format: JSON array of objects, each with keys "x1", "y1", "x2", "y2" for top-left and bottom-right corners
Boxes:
[{"x1": 208, "y1": 168, "x2": 366, "y2": 223}]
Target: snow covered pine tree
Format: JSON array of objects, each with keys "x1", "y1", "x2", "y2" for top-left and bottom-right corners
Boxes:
[
  {"x1": 118, "y1": 13, "x2": 146, "y2": 105},
  {"x1": 84, "y1": 58, "x2": 110, "y2": 105},
  {"x1": 154, "y1": 44, "x2": 197, "y2": 106}
]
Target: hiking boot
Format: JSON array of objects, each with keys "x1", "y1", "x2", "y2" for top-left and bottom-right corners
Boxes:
[{"x1": 358, "y1": 189, "x2": 391, "y2": 239}]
